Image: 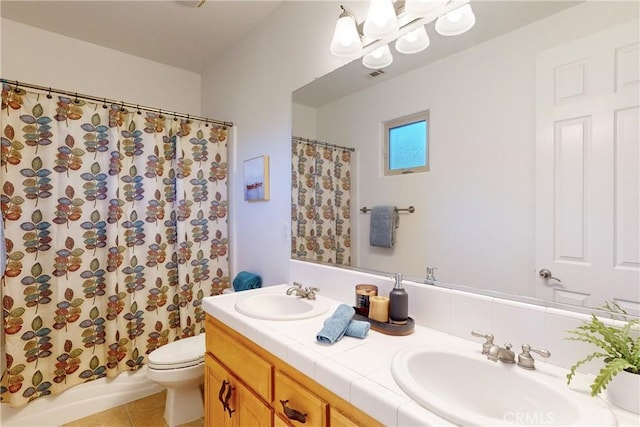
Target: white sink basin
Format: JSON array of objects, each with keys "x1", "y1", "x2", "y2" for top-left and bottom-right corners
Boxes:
[
  {"x1": 234, "y1": 292, "x2": 330, "y2": 321},
  {"x1": 391, "y1": 347, "x2": 616, "y2": 426}
]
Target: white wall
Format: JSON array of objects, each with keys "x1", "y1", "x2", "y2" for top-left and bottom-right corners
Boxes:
[
  {"x1": 1, "y1": 19, "x2": 201, "y2": 115},
  {"x1": 292, "y1": 102, "x2": 317, "y2": 138},
  {"x1": 201, "y1": 1, "x2": 349, "y2": 286}
]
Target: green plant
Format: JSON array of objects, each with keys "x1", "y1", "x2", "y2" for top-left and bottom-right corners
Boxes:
[{"x1": 566, "y1": 303, "x2": 640, "y2": 396}]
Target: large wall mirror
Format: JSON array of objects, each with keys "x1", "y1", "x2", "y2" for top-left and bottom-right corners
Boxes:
[{"x1": 292, "y1": 1, "x2": 639, "y2": 314}]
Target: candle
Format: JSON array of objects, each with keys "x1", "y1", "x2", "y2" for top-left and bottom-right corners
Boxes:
[
  {"x1": 368, "y1": 296, "x2": 390, "y2": 323},
  {"x1": 355, "y1": 284, "x2": 378, "y2": 316}
]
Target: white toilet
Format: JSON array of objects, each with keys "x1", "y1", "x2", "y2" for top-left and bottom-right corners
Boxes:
[{"x1": 146, "y1": 333, "x2": 206, "y2": 427}]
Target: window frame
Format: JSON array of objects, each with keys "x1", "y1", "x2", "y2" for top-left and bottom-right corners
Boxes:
[{"x1": 383, "y1": 110, "x2": 430, "y2": 176}]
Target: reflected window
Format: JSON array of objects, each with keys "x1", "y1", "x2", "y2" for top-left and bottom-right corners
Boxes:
[{"x1": 384, "y1": 111, "x2": 429, "y2": 175}]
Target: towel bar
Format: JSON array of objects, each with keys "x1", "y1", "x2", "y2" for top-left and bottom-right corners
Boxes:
[{"x1": 360, "y1": 206, "x2": 415, "y2": 214}]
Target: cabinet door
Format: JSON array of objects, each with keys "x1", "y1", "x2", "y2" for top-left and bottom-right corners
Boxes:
[
  {"x1": 207, "y1": 317, "x2": 273, "y2": 401},
  {"x1": 205, "y1": 354, "x2": 234, "y2": 427},
  {"x1": 274, "y1": 414, "x2": 291, "y2": 427},
  {"x1": 330, "y1": 407, "x2": 361, "y2": 427},
  {"x1": 206, "y1": 354, "x2": 272, "y2": 427},
  {"x1": 275, "y1": 371, "x2": 327, "y2": 427}
]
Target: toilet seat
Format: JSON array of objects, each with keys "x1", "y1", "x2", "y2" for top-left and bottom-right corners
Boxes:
[{"x1": 148, "y1": 333, "x2": 206, "y2": 370}]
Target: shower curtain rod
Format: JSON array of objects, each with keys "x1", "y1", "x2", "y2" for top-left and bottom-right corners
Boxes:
[
  {"x1": 293, "y1": 135, "x2": 355, "y2": 152},
  {"x1": 1, "y1": 78, "x2": 234, "y2": 127}
]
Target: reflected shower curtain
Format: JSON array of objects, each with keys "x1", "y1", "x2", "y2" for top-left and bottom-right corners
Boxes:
[
  {"x1": 0, "y1": 84, "x2": 229, "y2": 407},
  {"x1": 291, "y1": 140, "x2": 351, "y2": 265}
]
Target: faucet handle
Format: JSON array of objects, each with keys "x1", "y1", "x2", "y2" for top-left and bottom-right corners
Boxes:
[
  {"x1": 306, "y1": 287, "x2": 319, "y2": 300},
  {"x1": 517, "y1": 344, "x2": 551, "y2": 370},
  {"x1": 291, "y1": 282, "x2": 303, "y2": 288},
  {"x1": 471, "y1": 330, "x2": 495, "y2": 355}
]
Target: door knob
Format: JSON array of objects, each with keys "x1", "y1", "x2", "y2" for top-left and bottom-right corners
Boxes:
[{"x1": 538, "y1": 269, "x2": 562, "y2": 283}]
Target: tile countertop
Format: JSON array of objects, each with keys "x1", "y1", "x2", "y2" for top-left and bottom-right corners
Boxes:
[{"x1": 202, "y1": 285, "x2": 638, "y2": 427}]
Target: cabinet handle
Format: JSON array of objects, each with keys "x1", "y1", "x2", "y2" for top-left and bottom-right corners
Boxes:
[
  {"x1": 219, "y1": 379, "x2": 236, "y2": 418},
  {"x1": 280, "y1": 399, "x2": 307, "y2": 423},
  {"x1": 218, "y1": 380, "x2": 228, "y2": 405}
]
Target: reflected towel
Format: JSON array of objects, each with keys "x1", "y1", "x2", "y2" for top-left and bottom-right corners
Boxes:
[
  {"x1": 324, "y1": 318, "x2": 370, "y2": 339},
  {"x1": 316, "y1": 304, "x2": 355, "y2": 344},
  {"x1": 232, "y1": 271, "x2": 262, "y2": 292},
  {"x1": 369, "y1": 205, "x2": 396, "y2": 248}
]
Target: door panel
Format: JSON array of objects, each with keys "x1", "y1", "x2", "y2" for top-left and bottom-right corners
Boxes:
[{"x1": 536, "y1": 20, "x2": 640, "y2": 313}]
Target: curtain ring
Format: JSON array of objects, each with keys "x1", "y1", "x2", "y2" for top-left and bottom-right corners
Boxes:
[
  {"x1": 186, "y1": 114, "x2": 191, "y2": 124},
  {"x1": 74, "y1": 92, "x2": 80, "y2": 104},
  {"x1": 158, "y1": 108, "x2": 164, "y2": 120},
  {"x1": 173, "y1": 112, "x2": 178, "y2": 121},
  {"x1": 102, "y1": 98, "x2": 108, "y2": 109},
  {"x1": 14, "y1": 81, "x2": 20, "y2": 93},
  {"x1": 120, "y1": 102, "x2": 126, "y2": 113},
  {"x1": 205, "y1": 118, "x2": 209, "y2": 127},
  {"x1": 46, "y1": 88, "x2": 53, "y2": 99},
  {"x1": 136, "y1": 104, "x2": 141, "y2": 115}
]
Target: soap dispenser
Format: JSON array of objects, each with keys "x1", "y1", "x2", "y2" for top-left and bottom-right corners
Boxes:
[{"x1": 389, "y1": 273, "x2": 408, "y2": 324}]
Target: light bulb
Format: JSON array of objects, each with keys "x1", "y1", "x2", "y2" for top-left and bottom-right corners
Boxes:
[
  {"x1": 330, "y1": 10, "x2": 362, "y2": 57},
  {"x1": 362, "y1": 44, "x2": 393, "y2": 69},
  {"x1": 395, "y1": 26, "x2": 430, "y2": 55},
  {"x1": 363, "y1": 0, "x2": 399, "y2": 39},
  {"x1": 446, "y1": 10, "x2": 462, "y2": 23},
  {"x1": 435, "y1": 4, "x2": 475, "y2": 36}
]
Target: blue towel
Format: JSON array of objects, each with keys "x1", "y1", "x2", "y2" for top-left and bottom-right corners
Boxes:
[
  {"x1": 324, "y1": 318, "x2": 370, "y2": 339},
  {"x1": 232, "y1": 271, "x2": 262, "y2": 292},
  {"x1": 369, "y1": 205, "x2": 396, "y2": 248},
  {"x1": 316, "y1": 304, "x2": 355, "y2": 344}
]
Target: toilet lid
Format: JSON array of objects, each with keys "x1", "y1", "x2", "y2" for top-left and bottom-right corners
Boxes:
[{"x1": 148, "y1": 334, "x2": 206, "y2": 370}]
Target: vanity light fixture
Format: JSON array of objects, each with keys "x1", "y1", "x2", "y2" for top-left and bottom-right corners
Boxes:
[
  {"x1": 395, "y1": 25, "x2": 430, "y2": 54},
  {"x1": 435, "y1": 3, "x2": 476, "y2": 36},
  {"x1": 363, "y1": 44, "x2": 394, "y2": 69},
  {"x1": 330, "y1": 0, "x2": 475, "y2": 70},
  {"x1": 363, "y1": 0, "x2": 399, "y2": 39},
  {"x1": 330, "y1": 6, "x2": 363, "y2": 57}
]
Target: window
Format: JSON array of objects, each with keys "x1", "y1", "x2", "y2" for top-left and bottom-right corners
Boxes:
[{"x1": 384, "y1": 110, "x2": 429, "y2": 175}]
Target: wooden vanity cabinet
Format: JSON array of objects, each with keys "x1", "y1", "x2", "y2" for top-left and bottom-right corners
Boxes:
[
  {"x1": 204, "y1": 314, "x2": 382, "y2": 427},
  {"x1": 275, "y1": 370, "x2": 327, "y2": 427},
  {"x1": 205, "y1": 353, "x2": 272, "y2": 426}
]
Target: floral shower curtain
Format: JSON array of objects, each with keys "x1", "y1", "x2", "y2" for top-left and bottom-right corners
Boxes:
[
  {"x1": 291, "y1": 140, "x2": 351, "y2": 266},
  {"x1": 0, "y1": 83, "x2": 230, "y2": 407}
]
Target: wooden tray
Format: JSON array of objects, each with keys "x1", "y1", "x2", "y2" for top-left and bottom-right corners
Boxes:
[{"x1": 353, "y1": 313, "x2": 415, "y2": 336}]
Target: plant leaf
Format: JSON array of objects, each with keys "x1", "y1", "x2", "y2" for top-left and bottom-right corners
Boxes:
[{"x1": 591, "y1": 358, "x2": 633, "y2": 396}]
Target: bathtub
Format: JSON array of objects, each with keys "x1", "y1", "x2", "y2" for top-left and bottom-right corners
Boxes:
[{"x1": 1, "y1": 366, "x2": 162, "y2": 426}]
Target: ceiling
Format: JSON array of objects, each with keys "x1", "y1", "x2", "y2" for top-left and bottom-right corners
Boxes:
[{"x1": 0, "y1": 0, "x2": 282, "y2": 73}]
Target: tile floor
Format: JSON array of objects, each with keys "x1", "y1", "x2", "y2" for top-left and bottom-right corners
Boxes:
[{"x1": 61, "y1": 390, "x2": 204, "y2": 427}]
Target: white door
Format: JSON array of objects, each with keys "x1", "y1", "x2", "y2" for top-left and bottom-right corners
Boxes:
[{"x1": 535, "y1": 20, "x2": 640, "y2": 314}]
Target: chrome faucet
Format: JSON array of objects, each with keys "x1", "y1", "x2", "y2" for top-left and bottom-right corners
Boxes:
[
  {"x1": 487, "y1": 343, "x2": 515, "y2": 364},
  {"x1": 471, "y1": 330, "x2": 495, "y2": 355},
  {"x1": 425, "y1": 267, "x2": 437, "y2": 284},
  {"x1": 517, "y1": 344, "x2": 550, "y2": 370},
  {"x1": 286, "y1": 282, "x2": 319, "y2": 300}
]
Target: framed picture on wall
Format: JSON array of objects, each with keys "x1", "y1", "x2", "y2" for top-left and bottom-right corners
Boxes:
[{"x1": 243, "y1": 155, "x2": 270, "y2": 201}]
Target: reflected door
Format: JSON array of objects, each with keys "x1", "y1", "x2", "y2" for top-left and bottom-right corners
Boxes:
[{"x1": 535, "y1": 20, "x2": 640, "y2": 313}]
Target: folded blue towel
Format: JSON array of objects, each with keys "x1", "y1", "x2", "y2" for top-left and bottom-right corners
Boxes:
[
  {"x1": 316, "y1": 304, "x2": 355, "y2": 344},
  {"x1": 370, "y1": 205, "x2": 396, "y2": 248},
  {"x1": 324, "y1": 318, "x2": 370, "y2": 339},
  {"x1": 232, "y1": 271, "x2": 262, "y2": 292}
]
